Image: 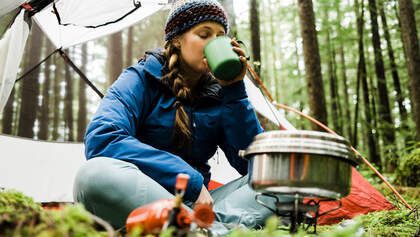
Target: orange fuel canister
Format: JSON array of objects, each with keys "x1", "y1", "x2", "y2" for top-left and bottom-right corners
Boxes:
[
  {"x1": 126, "y1": 174, "x2": 215, "y2": 235},
  {"x1": 126, "y1": 199, "x2": 192, "y2": 235}
]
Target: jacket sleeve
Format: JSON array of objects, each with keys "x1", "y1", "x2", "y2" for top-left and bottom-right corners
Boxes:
[
  {"x1": 219, "y1": 80, "x2": 264, "y2": 175},
  {"x1": 84, "y1": 67, "x2": 204, "y2": 202}
]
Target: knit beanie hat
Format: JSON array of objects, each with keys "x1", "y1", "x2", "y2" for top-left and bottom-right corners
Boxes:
[{"x1": 164, "y1": 0, "x2": 229, "y2": 42}]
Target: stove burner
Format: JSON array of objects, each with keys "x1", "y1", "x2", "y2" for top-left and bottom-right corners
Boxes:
[{"x1": 255, "y1": 193, "x2": 342, "y2": 233}]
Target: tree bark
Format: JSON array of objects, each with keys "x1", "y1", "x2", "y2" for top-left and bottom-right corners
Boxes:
[
  {"x1": 17, "y1": 24, "x2": 43, "y2": 138},
  {"x1": 64, "y1": 49, "x2": 74, "y2": 141},
  {"x1": 399, "y1": 0, "x2": 420, "y2": 142},
  {"x1": 336, "y1": 0, "x2": 352, "y2": 141},
  {"x1": 108, "y1": 31, "x2": 123, "y2": 86},
  {"x1": 125, "y1": 26, "x2": 134, "y2": 68},
  {"x1": 297, "y1": 0, "x2": 328, "y2": 130},
  {"x1": 52, "y1": 56, "x2": 62, "y2": 140},
  {"x1": 368, "y1": 0, "x2": 396, "y2": 161},
  {"x1": 379, "y1": 1, "x2": 408, "y2": 124},
  {"x1": 355, "y1": 0, "x2": 380, "y2": 166},
  {"x1": 2, "y1": 87, "x2": 14, "y2": 134},
  {"x1": 268, "y1": 1, "x2": 281, "y2": 101},
  {"x1": 38, "y1": 40, "x2": 54, "y2": 140},
  {"x1": 77, "y1": 44, "x2": 88, "y2": 142},
  {"x1": 323, "y1": 4, "x2": 342, "y2": 134},
  {"x1": 250, "y1": 0, "x2": 261, "y2": 75}
]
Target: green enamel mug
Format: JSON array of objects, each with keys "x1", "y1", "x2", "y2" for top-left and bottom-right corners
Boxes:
[{"x1": 204, "y1": 36, "x2": 249, "y2": 81}]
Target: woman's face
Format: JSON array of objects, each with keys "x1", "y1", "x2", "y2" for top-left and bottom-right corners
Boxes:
[{"x1": 178, "y1": 22, "x2": 226, "y2": 76}]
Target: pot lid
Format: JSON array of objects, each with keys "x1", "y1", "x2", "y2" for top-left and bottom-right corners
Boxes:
[{"x1": 242, "y1": 130, "x2": 359, "y2": 166}]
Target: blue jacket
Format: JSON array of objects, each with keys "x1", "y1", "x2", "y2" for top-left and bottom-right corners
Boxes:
[{"x1": 84, "y1": 49, "x2": 263, "y2": 202}]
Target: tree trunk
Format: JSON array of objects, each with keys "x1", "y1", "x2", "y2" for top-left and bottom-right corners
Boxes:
[
  {"x1": 336, "y1": 0, "x2": 352, "y2": 141},
  {"x1": 297, "y1": 0, "x2": 328, "y2": 130},
  {"x1": 332, "y1": 46, "x2": 343, "y2": 134},
  {"x1": 268, "y1": 1, "x2": 280, "y2": 101},
  {"x1": 64, "y1": 49, "x2": 74, "y2": 141},
  {"x1": 355, "y1": 0, "x2": 380, "y2": 167},
  {"x1": 52, "y1": 56, "x2": 62, "y2": 140},
  {"x1": 17, "y1": 24, "x2": 43, "y2": 138},
  {"x1": 38, "y1": 40, "x2": 54, "y2": 140},
  {"x1": 379, "y1": 1, "x2": 408, "y2": 125},
  {"x1": 108, "y1": 31, "x2": 123, "y2": 86},
  {"x1": 125, "y1": 26, "x2": 134, "y2": 68},
  {"x1": 292, "y1": 5, "x2": 306, "y2": 130},
  {"x1": 2, "y1": 87, "x2": 15, "y2": 134},
  {"x1": 250, "y1": 0, "x2": 261, "y2": 75},
  {"x1": 368, "y1": 0, "x2": 396, "y2": 168},
  {"x1": 220, "y1": 0, "x2": 238, "y2": 38},
  {"x1": 323, "y1": 4, "x2": 342, "y2": 134},
  {"x1": 399, "y1": 0, "x2": 420, "y2": 142},
  {"x1": 77, "y1": 44, "x2": 88, "y2": 142},
  {"x1": 353, "y1": 62, "x2": 361, "y2": 146}
]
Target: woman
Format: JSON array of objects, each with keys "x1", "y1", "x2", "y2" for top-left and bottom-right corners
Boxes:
[{"x1": 73, "y1": 0, "x2": 289, "y2": 235}]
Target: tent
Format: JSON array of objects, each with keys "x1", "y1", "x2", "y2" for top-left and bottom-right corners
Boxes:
[{"x1": 0, "y1": 0, "x2": 393, "y2": 226}]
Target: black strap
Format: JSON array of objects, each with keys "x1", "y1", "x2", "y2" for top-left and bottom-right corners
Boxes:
[
  {"x1": 15, "y1": 48, "x2": 104, "y2": 99},
  {"x1": 53, "y1": 0, "x2": 142, "y2": 29},
  {"x1": 16, "y1": 49, "x2": 59, "y2": 82},
  {"x1": 58, "y1": 49, "x2": 104, "y2": 98}
]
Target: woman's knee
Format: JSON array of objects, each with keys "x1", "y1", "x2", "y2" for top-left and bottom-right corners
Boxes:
[{"x1": 73, "y1": 157, "x2": 140, "y2": 204}]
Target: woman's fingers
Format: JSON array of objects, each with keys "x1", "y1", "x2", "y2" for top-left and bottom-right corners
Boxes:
[{"x1": 233, "y1": 46, "x2": 246, "y2": 57}]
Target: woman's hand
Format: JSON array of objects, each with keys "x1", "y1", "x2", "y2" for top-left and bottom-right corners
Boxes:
[
  {"x1": 216, "y1": 38, "x2": 248, "y2": 87},
  {"x1": 194, "y1": 185, "x2": 214, "y2": 207}
]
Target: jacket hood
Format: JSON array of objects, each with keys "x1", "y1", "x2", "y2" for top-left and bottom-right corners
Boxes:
[{"x1": 140, "y1": 48, "x2": 222, "y2": 101}]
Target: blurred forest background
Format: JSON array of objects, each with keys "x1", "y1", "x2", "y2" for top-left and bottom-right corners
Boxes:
[{"x1": 1, "y1": 0, "x2": 420, "y2": 177}]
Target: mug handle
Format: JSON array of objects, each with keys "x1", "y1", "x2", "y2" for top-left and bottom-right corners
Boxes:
[{"x1": 236, "y1": 40, "x2": 251, "y2": 61}]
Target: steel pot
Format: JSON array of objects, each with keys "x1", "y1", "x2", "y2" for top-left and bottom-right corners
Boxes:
[{"x1": 239, "y1": 130, "x2": 359, "y2": 199}]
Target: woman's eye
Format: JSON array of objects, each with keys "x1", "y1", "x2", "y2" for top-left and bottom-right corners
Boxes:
[{"x1": 199, "y1": 34, "x2": 209, "y2": 38}]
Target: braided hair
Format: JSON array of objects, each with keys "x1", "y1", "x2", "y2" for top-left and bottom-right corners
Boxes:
[
  {"x1": 161, "y1": 41, "x2": 193, "y2": 149},
  {"x1": 161, "y1": 40, "x2": 214, "y2": 150}
]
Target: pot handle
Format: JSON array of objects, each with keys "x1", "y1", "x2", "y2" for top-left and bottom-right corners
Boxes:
[
  {"x1": 255, "y1": 193, "x2": 279, "y2": 214},
  {"x1": 238, "y1": 150, "x2": 248, "y2": 160}
]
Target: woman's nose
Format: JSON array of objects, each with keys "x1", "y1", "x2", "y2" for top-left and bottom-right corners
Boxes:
[{"x1": 209, "y1": 34, "x2": 218, "y2": 41}]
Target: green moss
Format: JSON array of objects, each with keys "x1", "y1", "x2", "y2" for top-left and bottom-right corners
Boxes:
[
  {"x1": 1, "y1": 190, "x2": 418, "y2": 237},
  {"x1": 394, "y1": 147, "x2": 420, "y2": 187},
  {"x1": 0, "y1": 190, "x2": 109, "y2": 236},
  {"x1": 357, "y1": 210, "x2": 419, "y2": 237}
]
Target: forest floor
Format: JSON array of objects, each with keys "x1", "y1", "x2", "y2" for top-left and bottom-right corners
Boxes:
[
  {"x1": 0, "y1": 184, "x2": 420, "y2": 237},
  {"x1": 1, "y1": 184, "x2": 419, "y2": 237}
]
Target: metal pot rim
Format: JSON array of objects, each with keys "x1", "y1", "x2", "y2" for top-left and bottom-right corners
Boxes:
[{"x1": 241, "y1": 130, "x2": 359, "y2": 166}]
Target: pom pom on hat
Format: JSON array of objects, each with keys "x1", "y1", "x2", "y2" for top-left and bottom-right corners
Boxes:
[{"x1": 164, "y1": 0, "x2": 229, "y2": 41}]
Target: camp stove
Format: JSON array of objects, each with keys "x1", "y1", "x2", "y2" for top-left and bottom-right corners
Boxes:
[
  {"x1": 239, "y1": 130, "x2": 360, "y2": 233},
  {"x1": 255, "y1": 192, "x2": 342, "y2": 233}
]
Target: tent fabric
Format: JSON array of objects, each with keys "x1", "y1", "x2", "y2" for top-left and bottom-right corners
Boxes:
[
  {"x1": 33, "y1": 0, "x2": 167, "y2": 49},
  {"x1": 244, "y1": 77, "x2": 296, "y2": 130},
  {"x1": 317, "y1": 168, "x2": 395, "y2": 225},
  {"x1": 0, "y1": 9, "x2": 30, "y2": 113},
  {"x1": 0, "y1": 134, "x2": 85, "y2": 203},
  {"x1": 0, "y1": 0, "x2": 26, "y2": 19},
  {"x1": 53, "y1": 0, "x2": 142, "y2": 28}
]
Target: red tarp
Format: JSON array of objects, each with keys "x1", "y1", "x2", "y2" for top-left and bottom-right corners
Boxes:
[
  {"x1": 316, "y1": 168, "x2": 395, "y2": 225},
  {"x1": 210, "y1": 168, "x2": 394, "y2": 225}
]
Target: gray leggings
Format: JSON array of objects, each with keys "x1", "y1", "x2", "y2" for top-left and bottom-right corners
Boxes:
[{"x1": 73, "y1": 157, "x2": 292, "y2": 235}]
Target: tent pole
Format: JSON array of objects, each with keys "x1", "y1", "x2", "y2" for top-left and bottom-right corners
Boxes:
[
  {"x1": 16, "y1": 49, "x2": 59, "y2": 82},
  {"x1": 246, "y1": 66, "x2": 413, "y2": 211},
  {"x1": 58, "y1": 49, "x2": 104, "y2": 98}
]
